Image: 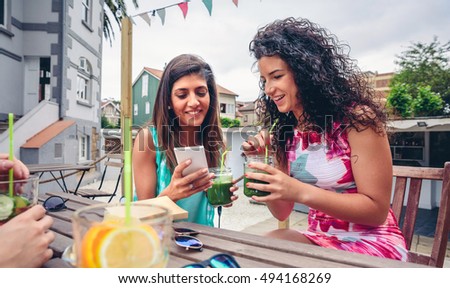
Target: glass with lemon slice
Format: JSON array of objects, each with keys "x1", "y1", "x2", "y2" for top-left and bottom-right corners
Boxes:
[{"x1": 72, "y1": 203, "x2": 172, "y2": 268}]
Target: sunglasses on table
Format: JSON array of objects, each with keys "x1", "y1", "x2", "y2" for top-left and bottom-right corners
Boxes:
[
  {"x1": 173, "y1": 227, "x2": 200, "y2": 236},
  {"x1": 43, "y1": 196, "x2": 69, "y2": 212},
  {"x1": 183, "y1": 253, "x2": 241, "y2": 268},
  {"x1": 174, "y1": 235, "x2": 204, "y2": 251}
]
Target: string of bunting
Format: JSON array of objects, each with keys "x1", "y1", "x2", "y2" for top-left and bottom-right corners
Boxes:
[{"x1": 131, "y1": 0, "x2": 240, "y2": 27}]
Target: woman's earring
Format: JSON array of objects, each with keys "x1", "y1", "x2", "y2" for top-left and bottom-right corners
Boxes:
[{"x1": 168, "y1": 106, "x2": 172, "y2": 110}]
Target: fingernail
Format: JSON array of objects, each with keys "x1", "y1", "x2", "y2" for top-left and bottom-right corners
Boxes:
[{"x1": 186, "y1": 159, "x2": 192, "y2": 165}]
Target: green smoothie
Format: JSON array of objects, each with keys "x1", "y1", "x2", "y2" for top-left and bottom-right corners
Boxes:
[
  {"x1": 243, "y1": 155, "x2": 273, "y2": 197},
  {"x1": 207, "y1": 167, "x2": 233, "y2": 207},
  {"x1": 207, "y1": 181, "x2": 233, "y2": 206}
]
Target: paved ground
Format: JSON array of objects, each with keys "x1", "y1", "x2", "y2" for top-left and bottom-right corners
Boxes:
[{"x1": 84, "y1": 180, "x2": 450, "y2": 267}]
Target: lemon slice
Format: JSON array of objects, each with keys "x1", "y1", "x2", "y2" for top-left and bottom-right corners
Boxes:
[
  {"x1": 80, "y1": 224, "x2": 113, "y2": 267},
  {"x1": 98, "y1": 225, "x2": 161, "y2": 268},
  {"x1": 0, "y1": 195, "x2": 14, "y2": 220}
]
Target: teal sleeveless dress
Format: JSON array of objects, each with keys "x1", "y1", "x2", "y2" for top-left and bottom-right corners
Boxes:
[{"x1": 147, "y1": 127, "x2": 215, "y2": 226}]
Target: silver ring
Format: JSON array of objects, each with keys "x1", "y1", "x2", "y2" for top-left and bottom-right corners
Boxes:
[{"x1": 189, "y1": 184, "x2": 194, "y2": 190}]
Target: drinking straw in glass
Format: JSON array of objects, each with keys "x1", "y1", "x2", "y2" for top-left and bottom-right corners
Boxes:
[{"x1": 8, "y1": 113, "x2": 13, "y2": 197}]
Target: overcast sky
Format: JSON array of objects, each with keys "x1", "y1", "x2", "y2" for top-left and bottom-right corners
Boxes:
[{"x1": 101, "y1": 0, "x2": 450, "y2": 102}]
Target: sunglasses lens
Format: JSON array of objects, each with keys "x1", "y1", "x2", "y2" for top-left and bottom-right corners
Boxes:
[
  {"x1": 173, "y1": 228, "x2": 199, "y2": 236},
  {"x1": 44, "y1": 196, "x2": 66, "y2": 212},
  {"x1": 175, "y1": 235, "x2": 203, "y2": 249},
  {"x1": 183, "y1": 263, "x2": 206, "y2": 268},
  {"x1": 210, "y1": 254, "x2": 241, "y2": 268}
]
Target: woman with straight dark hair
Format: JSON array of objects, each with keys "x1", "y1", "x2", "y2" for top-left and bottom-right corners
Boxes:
[{"x1": 133, "y1": 54, "x2": 236, "y2": 226}]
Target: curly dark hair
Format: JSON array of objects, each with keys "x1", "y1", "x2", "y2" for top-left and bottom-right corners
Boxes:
[{"x1": 249, "y1": 17, "x2": 387, "y2": 170}]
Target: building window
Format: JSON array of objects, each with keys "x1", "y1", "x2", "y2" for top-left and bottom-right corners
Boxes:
[
  {"x1": 220, "y1": 103, "x2": 226, "y2": 113},
  {"x1": 77, "y1": 58, "x2": 91, "y2": 103},
  {"x1": 0, "y1": 0, "x2": 6, "y2": 27},
  {"x1": 145, "y1": 102, "x2": 150, "y2": 114},
  {"x1": 227, "y1": 104, "x2": 235, "y2": 114},
  {"x1": 39, "y1": 57, "x2": 51, "y2": 102},
  {"x1": 244, "y1": 115, "x2": 248, "y2": 122},
  {"x1": 79, "y1": 135, "x2": 89, "y2": 161},
  {"x1": 81, "y1": 0, "x2": 91, "y2": 26},
  {"x1": 142, "y1": 74, "x2": 148, "y2": 97},
  {"x1": 54, "y1": 143, "x2": 63, "y2": 158},
  {"x1": 134, "y1": 104, "x2": 138, "y2": 116}
]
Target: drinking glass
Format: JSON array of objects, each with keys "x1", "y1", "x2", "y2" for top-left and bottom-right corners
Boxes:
[
  {"x1": 0, "y1": 175, "x2": 39, "y2": 224},
  {"x1": 207, "y1": 167, "x2": 233, "y2": 206},
  {"x1": 243, "y1": 155, "x2": 273, "y2": 197},
  {"x1": 72, "y1": 202, "x2": 172, "y2": 268}
]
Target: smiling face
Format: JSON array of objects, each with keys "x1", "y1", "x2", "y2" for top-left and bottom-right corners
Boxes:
[
  {"x1": 170, "y1": 73, "x2": 211, "y2": 128},
  {"x1": 258, "y1": 55, "x2": 302, "y2": 118}
]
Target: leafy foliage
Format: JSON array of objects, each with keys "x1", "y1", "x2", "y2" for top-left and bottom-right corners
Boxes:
[
  {"x1": 386, "y1": 83, "x2": 413, "y2": 118},
  {"x1": 220, "y1": 117, "x2": 240, "y2": 128},
  {"x1": 103, "y1": 0, "x2": 139, "y2": 45},
  {"x1": 412, "y1": 86, "x2": 444, "y2": 117},
  {"x1": 390, "y1": 37, "x2": 450, "y2": 116}
]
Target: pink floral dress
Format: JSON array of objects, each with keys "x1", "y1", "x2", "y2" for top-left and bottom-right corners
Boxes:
[{"x1": 287, "y1": 123, "x2": 408, "y2": 261}]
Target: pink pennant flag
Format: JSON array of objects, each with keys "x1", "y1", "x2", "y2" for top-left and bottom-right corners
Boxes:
[
  {"x1": 178, "y1": 2, "x2": 189, "y2": 19},
  {"x1": 232, "y1": 0, "x2": 238, "y2": 7}
]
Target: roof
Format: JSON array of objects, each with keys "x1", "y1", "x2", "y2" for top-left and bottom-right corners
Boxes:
[
  {"x1": 142, "y1": 67, "x2": 238, "y2": 96},
  {"x1": 101, "y1": 100, "x2": 121, "y2": 112},
  {"x1": 21, "y1": 120, "x2": 75, "y2": 148},
  {"x1": 388, "y1": 117, "x2": 450, "y2": 132},
  {"x1": 237, "y1": 101, "x2": 256, "y2": 112}
]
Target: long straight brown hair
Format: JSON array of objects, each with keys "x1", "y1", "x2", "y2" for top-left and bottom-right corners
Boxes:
[{"x1": 151, "y1": 54, "x2": 224, "y2": 172}]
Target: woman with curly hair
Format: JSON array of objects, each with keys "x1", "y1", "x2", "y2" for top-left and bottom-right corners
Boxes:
[{"x1": 242, "y1": 18, "x2": 407, "y2": 260}]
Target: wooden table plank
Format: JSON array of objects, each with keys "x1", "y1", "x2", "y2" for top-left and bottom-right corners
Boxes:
[{"x1": 40, "y1": 191, "x2": 428, "y2": 268}]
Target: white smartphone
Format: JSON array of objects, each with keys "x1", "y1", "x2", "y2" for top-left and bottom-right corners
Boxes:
[{"x1": 174, "y1": 146, "x2": 208, "y2": 176}]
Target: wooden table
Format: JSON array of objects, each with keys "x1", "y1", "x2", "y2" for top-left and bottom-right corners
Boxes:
[
  {"x1": 40, "y1": 191, "x2": 426, "y2": 268},
  {"x1": 28, "y1": 163, "x2": 94, "y2": 193}
]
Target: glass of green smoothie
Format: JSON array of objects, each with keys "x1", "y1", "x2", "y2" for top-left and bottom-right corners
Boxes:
[
  {"x1": 243, "y1": 155, "x2": 273, "y2": 197},
  {"x1": 207, "y1": 167, "x2": 233, "y2": 207},
  {"x1": 0, "y1": 175, "x2": 39, "y2": 225}
]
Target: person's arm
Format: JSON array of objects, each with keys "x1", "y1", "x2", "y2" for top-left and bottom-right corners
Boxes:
[
  {"x1": 132, "y1": 128, "x2": 157, "y2": 200},
  {"x1": 249, "y1": 126, "x2": 392, "y2": 226}
]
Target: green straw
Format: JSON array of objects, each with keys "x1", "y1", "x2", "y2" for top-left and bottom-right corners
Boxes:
[
  {"x1": 265, "y1": 119, "x2": 279, "y2": 161},
  {"x1": 8, "y1": 113, "x2": 13, "y2": 197},
  {"x1": 123, "y1": 117, "x2": 132, "y2": 226},
  {"x1": 220, "y1": 147, "x2": 230, "y2": 172}
]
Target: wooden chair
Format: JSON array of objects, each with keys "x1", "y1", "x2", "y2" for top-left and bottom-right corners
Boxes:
[
  {"x1": 71, "y1": 154, "x2": 123, "y2": 203},
  {"x1": 392, "y1": 162, "x2": 450, "y2": 267}
]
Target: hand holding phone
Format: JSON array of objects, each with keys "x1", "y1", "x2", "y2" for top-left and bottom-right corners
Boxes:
[{"x1": 174, "y1": 146, "x2": 208, "y2": 176}]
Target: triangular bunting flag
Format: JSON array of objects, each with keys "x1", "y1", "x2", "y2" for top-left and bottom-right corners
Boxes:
[
  {"x1": 139, "y1": 13, "x2": 151, "y2": 27},
  {"x1": 178, "y1": 2, "x2": 189, "y2": 19},
  {"x1": 157, "y1": 8, "x2": 166, "y2": 25},
  {"x1": 232, "y1": 0, "x2": 238, "y2": 7},
  {"x1": 202, "y1": 0, "x2": 213, "y2": 16}
]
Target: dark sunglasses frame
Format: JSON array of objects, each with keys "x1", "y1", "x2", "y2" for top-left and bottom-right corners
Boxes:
[
  {"x1": 183, "y1": 253, "x2": 241, "y2": 268},
  {"x1": 173, "y1": 227, "x2": 200, "y2": 236},
  {"x1": 43, "y1": 196, "x2": 69, "y2": 212},
  {"x1": 174, "y1": 235, "x2": 204, "y2": 251}
]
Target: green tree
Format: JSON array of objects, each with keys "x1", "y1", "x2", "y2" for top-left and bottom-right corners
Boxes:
[
  {"x1": 386, "y1": 83, "x2": 413, "y2": 118},
  {"x1": 104, "y1": 0, "x2": 139, "y2": 45},
  {"x1": 412, "y1": 86, "x2": 444, "y2": 117},
  {"x1": 101, "y1": 115, "x2": 113, "y2": 128},
  {"x1": 390, "y1": 36, "x2": 450, "y2": 114}
]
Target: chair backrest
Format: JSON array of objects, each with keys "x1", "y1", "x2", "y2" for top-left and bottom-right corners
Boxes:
[
  {"x1": 392, "y1": 162, "x2": 450, "y2": 267},
  {"x1": 98, "y1": 153, "x2": 124, "y2": 190}
]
